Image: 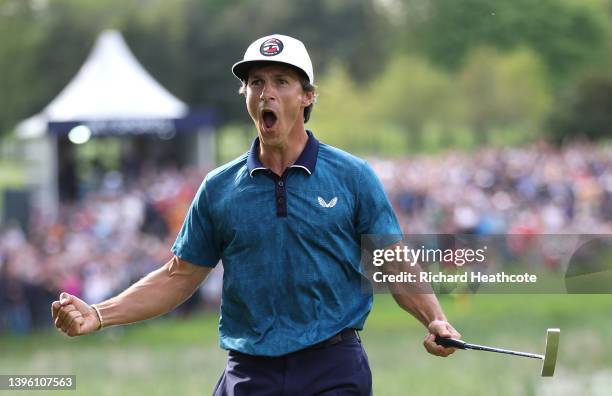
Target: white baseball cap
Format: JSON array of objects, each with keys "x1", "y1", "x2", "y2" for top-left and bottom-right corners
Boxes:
[{"x1": 232, "y1": 34, "x2": 314, "y2": 83}]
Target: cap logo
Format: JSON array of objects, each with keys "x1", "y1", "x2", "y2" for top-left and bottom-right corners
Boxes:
[{"x1": 260, "y1": 38, "x2": 283, "y2": 56}]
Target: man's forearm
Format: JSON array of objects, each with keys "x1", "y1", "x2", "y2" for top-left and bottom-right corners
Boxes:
[
  {"x1": 95, "y1": 256, "x2": 211, "y2": 327},
  {"x1": 391, "y1": 292, "x2": 447, "y2": 328},
  {"x1": 381, "y1": 248, "x2": 447, "y2": 327}
]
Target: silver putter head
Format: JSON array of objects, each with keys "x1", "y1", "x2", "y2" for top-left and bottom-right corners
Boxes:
[{"x1": 541, "y1": 328, "x2": 560, "y2": 377}]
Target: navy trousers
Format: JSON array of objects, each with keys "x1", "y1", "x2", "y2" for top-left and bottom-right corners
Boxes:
[{"x1": 213, "y1": 331, "x2": 372, "y2": 396}]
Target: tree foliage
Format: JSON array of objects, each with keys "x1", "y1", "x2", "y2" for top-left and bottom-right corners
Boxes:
[
  {"x1": 458, "y1": 47, "x2": 552, "y2": 136},
  {"x1": 0, "y1": 0, "x2": 392, "y2": 134},
  {"x1": 309, "y1": 63, "x2": 409, "y2": 156},
  {"x1": 0, "y1": 0, "x2": 611, "y2": 147},
  {"x1": 403, "y1": 0, "x2": 606, "y2": 84},
  {"x1": 548, "y1": 74, "x2": 612, "y2": 141},
  {"x1": 308, "y1": 48, "x2": 555, "y2": 154}
]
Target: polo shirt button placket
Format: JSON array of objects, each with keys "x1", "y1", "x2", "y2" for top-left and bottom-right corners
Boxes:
[{"x1": 275, "y1": 176, "x2": 288, "y2": 217}]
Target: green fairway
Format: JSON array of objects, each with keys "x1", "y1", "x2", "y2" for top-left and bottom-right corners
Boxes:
[{"x1": 2, "y1": 294, "x2": 612, "y2": 395}]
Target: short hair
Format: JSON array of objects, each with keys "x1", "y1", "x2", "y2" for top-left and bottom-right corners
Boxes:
[{"x1": 238, "y1": 63, "x2": 318, "y2": 123}]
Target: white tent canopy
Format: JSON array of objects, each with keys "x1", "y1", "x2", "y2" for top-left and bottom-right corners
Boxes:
[
  {"x1": 13, "y1": 30, "x2": 215, "y2": 220},
  {"x1": 17, "y1": 30, "x2": 188, "y2": 138}
]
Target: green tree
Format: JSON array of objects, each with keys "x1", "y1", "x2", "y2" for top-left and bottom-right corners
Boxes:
[
  {"x1": 548, "y1": 74, "x2": 612, "y2": 141},
  {"x1": 367, "y1": 55, "x2": 460, "y2": 149},
  {"x1": 178, "y1": 0, "x2": 393, "y2": 123},
  {"x1": 458, "y1": 47, "x2": 552, "y2": 142},
  {"x1": 401, "y1": 0, "x2": 606, "y2": 85},
  {"x1": 0, "y1": 0, "x2": 139, "y2": 135},
  {"x1": 308, "y1": 63, "x2": 408, "y2": 155},
  {"x1": 0, "y1": 0, "x2": 393, "y2": 135}
]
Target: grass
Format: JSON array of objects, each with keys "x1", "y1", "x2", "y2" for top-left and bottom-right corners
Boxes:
[
  {"x1": 2, "y1": 294, "x2": 612, "y2": 395},
  {"x1": 366, "y1": 294, "x2": 612, "y2": 395}
]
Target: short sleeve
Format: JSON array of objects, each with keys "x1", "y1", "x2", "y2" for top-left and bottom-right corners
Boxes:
[
  {"x1": 171, "y1": 179, "x2": 221, "y2": 267},
  {"x1": 355, "y1": 161, "x2": 403, "y2": 247}
]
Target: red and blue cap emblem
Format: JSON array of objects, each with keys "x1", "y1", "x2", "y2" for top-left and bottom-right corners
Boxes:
[{"x1": 260, "y1": 38, "x2": 284, "y2": 56}]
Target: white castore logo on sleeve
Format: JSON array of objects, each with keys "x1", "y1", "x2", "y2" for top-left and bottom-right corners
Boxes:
[{"x1": 318, "y1": 196, "x2": 338, "y2": 208}]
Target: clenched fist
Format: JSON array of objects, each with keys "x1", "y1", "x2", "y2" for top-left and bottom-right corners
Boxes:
[{"x1": 51, "y1": 292, "x2": 101, "y2": 337}]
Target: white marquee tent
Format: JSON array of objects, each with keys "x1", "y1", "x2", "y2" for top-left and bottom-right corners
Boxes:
[
  {"x1": 16, "y1": 30, "x2": 191, "y2": 138},
  {"x1": 15, "y1": 30, "x2": 214, "y2": 217}
]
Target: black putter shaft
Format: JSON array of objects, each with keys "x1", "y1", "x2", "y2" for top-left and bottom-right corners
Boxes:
[{"x1": 435, "y1": 336, "x2": 544, "y2": 360}]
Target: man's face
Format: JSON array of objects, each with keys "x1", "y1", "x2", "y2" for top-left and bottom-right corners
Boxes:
[{"x1": 245, "y1": 64, "x2": 313, "y2": 146}]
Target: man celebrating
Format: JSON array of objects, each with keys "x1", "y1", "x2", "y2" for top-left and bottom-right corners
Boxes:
[{"x1": 52, "y1": 34, "x2": 460, "y2": 395}]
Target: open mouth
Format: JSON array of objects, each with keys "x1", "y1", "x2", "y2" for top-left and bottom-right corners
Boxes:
[{"x1": 261, "y1": 110, "x2": 278, "y2": 130}]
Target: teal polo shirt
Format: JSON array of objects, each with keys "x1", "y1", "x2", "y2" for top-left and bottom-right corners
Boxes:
[{"x1": 172, "y1": 130, "x2": 402, "y2": 356}]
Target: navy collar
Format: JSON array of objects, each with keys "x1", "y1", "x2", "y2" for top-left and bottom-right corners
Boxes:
[{"x1": 247, "y1": 130, "x2": 319, "y2": 176}]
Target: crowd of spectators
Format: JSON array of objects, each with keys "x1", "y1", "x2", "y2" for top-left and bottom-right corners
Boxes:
[
  {"x1": 0, "y1": 165, "x2": 222, "y2": 335},
  {"x1": 1, "y1": 141, "x2": 611, "y2": 334},
  {"x1": 373, "y1": 142, "x2": 612, "y2": 235}
]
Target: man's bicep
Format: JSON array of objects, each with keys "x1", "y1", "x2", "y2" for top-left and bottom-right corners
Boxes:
[{"x1": 167, "y1": 255, "x2": 213, "y2": 289}]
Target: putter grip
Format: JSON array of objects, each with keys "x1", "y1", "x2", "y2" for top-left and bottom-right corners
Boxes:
[{"x1": 435, "y1": 336, "x2": 467, "y2": 349}]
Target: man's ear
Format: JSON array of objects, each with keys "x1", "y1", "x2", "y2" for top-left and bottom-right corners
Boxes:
[{"x1": 302, "y1": 90, "x2": 314, "y2": 107}]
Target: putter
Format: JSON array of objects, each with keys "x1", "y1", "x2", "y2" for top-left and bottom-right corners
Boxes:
[{"x1": 435, "y1": 328, "x2": 560, "y2": 377}]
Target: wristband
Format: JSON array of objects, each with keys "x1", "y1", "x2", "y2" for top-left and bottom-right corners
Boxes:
[{"x1": 91, "y1": 304, "x2": 104, "y2": 330}]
